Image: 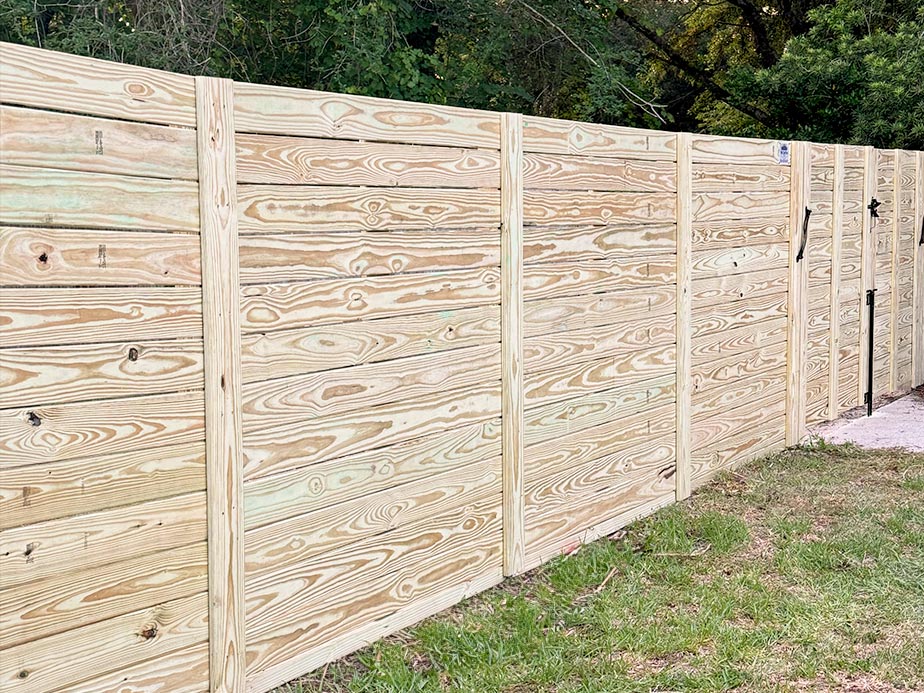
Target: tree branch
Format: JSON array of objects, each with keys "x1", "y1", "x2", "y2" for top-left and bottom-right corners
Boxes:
[{"x1": 725, "y1": 0, "x2": 779, "y2": 68}]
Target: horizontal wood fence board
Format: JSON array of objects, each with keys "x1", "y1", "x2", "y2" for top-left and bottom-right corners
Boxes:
[
  {"x1": 240, "y1": 304, "x2": 500, "y2": 383},
  {"x1": 523, "y1": 314, "x2": 675, "y2": 371},
  {"x1": 523, "y1": 223, "x2": 677, "y2": 262},
  {"x1": 691, "y1": 135, "x2": 790, "y2": 165},
  {"x1": 242, "y1": 343, "x2": 500, "y2": 423},
  {"x1": 691, "y1": 266, "x2": 788, "y2": 307},
  {"x1": 0, "y1": 41, "x2": 196, "y2": 127},
  {"x1": 692, "y1": 163, "x2": 790, "y2": 192},
  {"x1": 236, "y1": 133, "x2": 500, "y2": 187},
  {"x1": 523, "y1": 153, "x2": 676, "y2": 191},
  {"x1": 691, "y1": 343, "x2": 787, "y2": 397},
  {"x1": 244, "y1": 458, "x2": 500, "y2": 579},
  {"x1": 238, "y1": 229, "x2": 500, "y2": 283},
  {"x1": 692, "y1": 388, "x2": 787, "y2": 450},
  {"x1": 0, "y1": 490, "x2": 206, "y2": 589},
  {"x1": 691, "y1": 316, "x2": 788, "y2": 365},
  {"x1": 523, "y1": 377, "x2": 676, "y2": 447},
  {"x1": 0, "y1": 105, "x2": 198, "y2": 181},
  {"x1": 691, "y1": 427, "x2": 785, "y2": 488},
  {"x1": 0, "y1": 227, "x2": 202, "y2": 286},
  {"x1": 523, "y1": 257, "x2": 676, "y2": 301},
  {"x1": 691, "y1": 242, "x2": 789, "y2": 279},
  {"x1": 0, "y1": 390, "x2": 205, "y2": 468},
  {"x1": 692, "y1": 191, "x2": 790, "y2": 222},
  {"x1": 233, "y1": 82, "x2": 501, "y2": 148},
  {"x1": 0, "y1": 339, "x2": 204, "y2": 408},
  {"x1": 0, "y1": 163, "x2": 200, "y2": 232},
  {"x1": 0, "y1": 591, "x2": 207, "y2": 693},
  {"x1": 0, "y1": 440, "x2": 205, "y2": 530},
  {"x1": 237, "y1": 185, "x2": 501, "y2": 233},
  {"x1": 0, "y1": 540, "x2": 206, "y2": 650},
  {"x1": 691, "y1": 370, "x2": 787, "y2": 421},
  {"x1": 523, "y1": 190, "x2": 676, "y2": 225},
  {"x1": 242, "y1": 382, "x2": 501, "y2": 480},
  {"x1": 240, "y1": 267, "x2": 500, "y2": 334},
  {"x1": 243, "y1": 417, "x2": 501, "y2": 531},
  {"x1": 691, "y1": 219, "x2": 790, "y2": 250},
  {"x1": 691, "y1": 292, "x2": 789, "y2": 338},
  {"x1": 523, "y1": 116, "x2": 675, "y2": 159}
]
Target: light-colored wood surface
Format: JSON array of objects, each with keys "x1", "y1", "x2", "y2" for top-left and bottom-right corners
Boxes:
[
  {"x1": 0, "y1": 41, "x2": 196, "y2": 126},
  {"x1": 524, "y1": 190, "x2": 676, "y2": 225},
  {"x1": 691, "y1": 135, "x2": 790, "y2": 166},
  {"x1": 915, "y1": 152, "x2": 924, "y2": 385},
  {"x1": 196, "y1": 76, "x2": 246, "y2": 693},
  {"x1": 500, "y1": 112, "x2": 525, "y2": 576},
  {"x1": 827, "y1": 145, "x2": 844, "y2": 418},
  {"x1": 523, "y1": 116, "x2": 675, "y2": 159},
  {"x1": 524, "y1": 223, "x2": 676, "y2": 262},
  {"x1": 524, "y1": 153, "x2": 675, "y2": 191},
  {"x1": 786, "y1": 141, "x2": 810, "y2": 445}
]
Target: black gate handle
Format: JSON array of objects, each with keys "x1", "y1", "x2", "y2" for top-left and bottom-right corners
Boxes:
[
  {"x1": 868, "y1": 197, "x2": 881, "y2": 218},
  {"x1": 919, "y1": 215, "x2": 923, "y2": 246},
  {"x1": 796, "y1": 207, "x2": 811, "y2": 262}
]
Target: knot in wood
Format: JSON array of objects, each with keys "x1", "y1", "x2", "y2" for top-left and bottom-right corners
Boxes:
[
  {"x1": 140, "y1": 624, "x2": 158, "y2": 640},
  {"x1": 128, "y1": 347, "x2": 140, "y2": 361},
  {"x1": 27, "y1": 411, "x2": 41, "y2": 427}
]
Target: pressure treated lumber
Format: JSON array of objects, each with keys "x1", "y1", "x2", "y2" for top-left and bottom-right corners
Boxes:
[
  {"x1": 523, "y1": 116, "x2": 675, "y2": 159},
  {"x1": 786, "y1": 141, "x2": 811, "y2": 445},
  {"x1": 196, "y1": 76, "x2": 246, "y2": 693}
]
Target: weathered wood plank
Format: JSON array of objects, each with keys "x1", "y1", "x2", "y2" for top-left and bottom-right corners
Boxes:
[
  {"x1": 0, "y1": 340, "x2": 204, "y2": 408},
  {"x1": 243, "y1": 343, "x2": 499, "y2": 424},
  {"x1": 524, "y1": 285, "x2": 675, "y2": 338},
  {"x1": 243, "y1": 417, "x2": 501, "y2": 530},
  {"x1": 523, "y1": 257, "x2": 675, "y2": 301},
  {"x1": 524, "y1": 223, "x2": 676, "y2": 262},
  {"x1": 0, "y1": 104, "x2": 198, "y2": 180},
  {"x1": 237, "y1": 185, "x2": 500, "y2": 233},
  {"x1": 0, "y1": 164, "x2": 199, "y2": 231},
  {"x1": 240, "y1": 267, "x2": 500, "y2": 334},
  {"x1": 0, "y1": 541, "x2": 206, "y2": 649},
  {"x1": 242, "y1": 382, "x2": 501, "y2": 480},
  {"x1": 692, "y1": 191, "x2": 790, "y2": 222},
  {"x1": 523, "y1": 153, "x2": 675, "y2": 191},
  {"x1": 692, "y1": 163, "x2": 789, "y2": 191},
  {"x1": 0, "y1": 491, "x2": 206, "y2": 589},
  {"x1": 0, "y1": 441, "x2": 205, "y2": 530},
  {"x1": 236, "y1": 133, "x2": 499, "y2": 187},
  {"x1": 0, "y1": 227, "x2": 201, "y2": 286},
  {"x1": 234, "y1": 82, "x2": 501, "y2": 148},
  {"x1": 240, "y1": 304, "x2": 499, "y2": 383},
  {"x1": 0, "y1": 41, "x2": 196, "y2": 126},
  {"x1": 524, "y1": 190, "x2": 676, "y2": 225},
  {"x1": 522, "y1": 116, "x2": 675, "y2": 159},
  {"x1": 0, "y1": 592, "x2": 207, "y2": 693},
  {"x1": 238, "y1": 229, "x2": 499, "y2": 283},
  {"x1": 0, "y1": 390, "x2": 204, "y2": 468}
]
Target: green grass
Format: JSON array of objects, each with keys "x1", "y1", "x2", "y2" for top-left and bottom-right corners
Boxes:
[{"x1": 274, "y1": 444, "x2": 924, "y2": 692}]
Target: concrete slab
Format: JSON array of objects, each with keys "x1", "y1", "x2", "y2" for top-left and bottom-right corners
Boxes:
[{"x1": 816, "y1": 388, "x2": 924, "y2": 452}]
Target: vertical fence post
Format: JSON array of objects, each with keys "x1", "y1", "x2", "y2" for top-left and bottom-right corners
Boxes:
[
  {"x1": 786, "y1": 141, "x2": 810, "y2": 445},
  {"x1": 196, "y1": 76, "x2": 246, "y2": 693},
  {"x1": 827, "y1": 145, "x2": 845, "y2": 420},
  {"x1": 500, "y1": 112, "x2": 525, "y2": 576},
  {"x1": 889, "y1": 151, "x2": 902, "y2": 392},
  {"x1": 915, "y1": 151, "x2": 924, "y2": 386},
  {"x1": 675, "y1": 133, "x2": 692, "y2": 500},
  {"x1": 858, "y1": 146, "x2": 877, "y2": 406}
]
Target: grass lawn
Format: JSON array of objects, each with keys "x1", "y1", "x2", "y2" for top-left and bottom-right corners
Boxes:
[{"x1": 275, "y1": 444, "x2": 924, "y2": 692}]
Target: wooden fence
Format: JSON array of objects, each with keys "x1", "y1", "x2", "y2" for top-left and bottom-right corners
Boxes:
[{"x1": 1, "y1": 42, "x2": 922, "y2": 693}]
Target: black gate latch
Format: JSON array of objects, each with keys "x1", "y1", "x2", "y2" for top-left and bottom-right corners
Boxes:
[
  {"x1": 919, "y1": 215, "x2": 923, "y2": 246},
  {"x1": 868, "y1": 198, "x2": 881, "y2": 218},
  {"x1": 796, "y1": 207, "x2": 812, "y2": 262}
]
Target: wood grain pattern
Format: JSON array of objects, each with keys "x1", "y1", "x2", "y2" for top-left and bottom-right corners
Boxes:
[
  {"x1": 234, "y1": 82, "x2": 500, "y2": 148},
  {"x1": 524, "y1": 257, "x2": 675, "y2": 301},
  {"x1": 0, "y1": 540, "x2": 206, "y2": 649},
  {"x1": 243, "y1": 418, "x2": 501, "y2": 530},
  {"x1": 675, "y1": 131, "x2": 693, "y2": 502},
  {"x1": 243, "y1": 343, "x2": 499, "y2": 424},
  {"x1": 692, "y1": 163, "x2": 789, "y2": 191},
  {"x1": 242, "y1": 382, "x2": 501, "y2": 480},
  {"x1": 524, "y1": 190, "x2": 676, "y2": 225},
  {"x1": 692, "y1": 343, "x2": 787, "y2": 397},
  {"x1": 0, "y1": 441, "x2": 205, "y2": 530},
  {"x1": 692, "y1": 426, "x2": 785, "y2": 488},
  {"x1": 692, "y1": 372, "x2": 787, "y2": 421},
  {"x1": 0, "y1": 163, "x2": 199, "y2": 231},
  {"x1": 0, "y1": 592, "x2": 207, "y2": 693},
  {"x1": 0, "y1": 339, "x2": 204, "y2": 408},
  {"x1": 0, "y1": 491, "x2": 206, "y2": 589},
  {"x1": 692, "y1": 267, "x2": 788, "y2": 307},
  {"x1": 0, "y1": 227, "x2": 201, "y2": 286},
  {"x1": 523, "y1": 153, "x2": 675, "y2": 191},
  {"x1": 239, "y1": 229, "x2": 500, "y2": 283},
  {"x1": 692, "y1": 191, "x2": 790, "y2": 222},
  {"x1": 240, "y1": 304, "x2": 499, "y2": 383},
  {"x1": 691, "y1": 243, "x2": 788, "y2": 279},
  {"x1": 915, "y1": 152, "x2": 924, "y2": 386},
  {"x1": 524, "y1": 223, "x2": 676, "y2": 263},
  {"x1": 691, "y1": 316, "x2": 787, "y2": 365},
  {"x1": 240, "y1": 267, "x2": 500, "y2": 334},
  {"x1": 0, "y1": 390, "x2": 204, "y2": 468},
  {"x1": 0, "y1": 104, "x2": 198, "y2": 180},
  {"x1": 524, "y1": 285, "x2": 675, "y2": 338},
  {"x1": 523, "y1": 116, "x2": 675, "y2": 159},
  {"x1": 691, "y1": 292, "x2": 788, "y2": 338},
  {"x1": 693, "y1": 390, "x2": 786, "y2": 450},
  {"x1": 691, "y1": 135, "x2": 789, "y2": 166},
  {"x1": 691, "y1": 219, "x2": 789, "y2": 250},
  {"x1": 827, "y1": 145, "x2": 845, "y2": 419},
  {"x1": 236, "y1": 133, "x2": 499, "y2": 187},
  {"x1": 0, "y1": 41, "x2": 196, "y2": 126},
  {"x1": 195, "y1": 75, "x2": 246, "y2": 693},
  {"x1": 237, "y1": 185, "x2": 500, "y2": 233},
  {"x1": 786, "y1": 141, "x2": 811, "y2": 444}
]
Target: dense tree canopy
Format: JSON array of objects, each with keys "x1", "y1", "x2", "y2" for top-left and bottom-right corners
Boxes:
[{"x1": 1, "y1": 0, "x2": 920, "y2": 148}]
